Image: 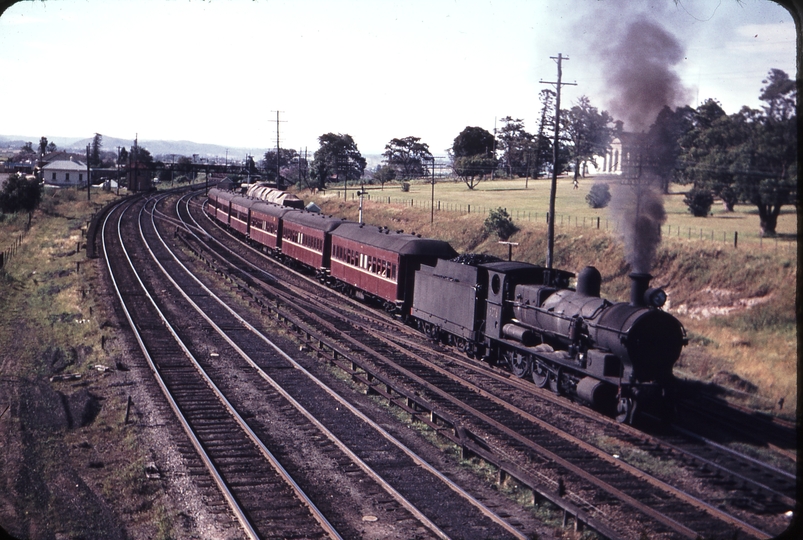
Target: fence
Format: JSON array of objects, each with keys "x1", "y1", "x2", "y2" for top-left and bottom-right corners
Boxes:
[
  {"x1": 0, "y1": 233, "x2": 24, "y2": 271},
  {"x1": 335, "y1": 190, "x2": 797, "y2": 253}
]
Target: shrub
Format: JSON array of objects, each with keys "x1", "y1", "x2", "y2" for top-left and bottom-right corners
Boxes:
[
  {"x1": 484, "y1": 207, "x2": 518, "y2": 240},
  {"x1": 586, "y1": 182, "x2": 611, "y2": 209},
  {"x1": 684, "y1": 187, "x2": 714, "y2": 217},
  {"x1": 400, "y1": 182, "x2": 410, "y2": 192}
]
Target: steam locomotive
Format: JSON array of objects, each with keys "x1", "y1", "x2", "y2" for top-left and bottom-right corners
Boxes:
[{"x1": 206, "y1": 187, "x2": 687, "y2": 423}]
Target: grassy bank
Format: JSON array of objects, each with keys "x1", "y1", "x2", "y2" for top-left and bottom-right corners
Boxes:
[
  {"x1": 302, "y1": 183, "x2": 797, "y2": 419},
  {"x1": 0, "y1": 187, "x2": 179, "y2": 539}
]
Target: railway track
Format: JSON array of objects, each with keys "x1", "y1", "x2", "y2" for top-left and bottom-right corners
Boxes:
[
  {"x1": 103, "y1": 194, "x2": 339, "y2": 539},
  {"x1": 179, "y1": 189, "x2": 795, "y2": 539},
  {"x1": 106, "y1": 190, "x2": 534, "y2": 539}
]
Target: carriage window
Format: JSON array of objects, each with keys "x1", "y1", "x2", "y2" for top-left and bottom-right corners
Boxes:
[{"x1": 391, "y1": 263, "x2": 397, "y2": 280}]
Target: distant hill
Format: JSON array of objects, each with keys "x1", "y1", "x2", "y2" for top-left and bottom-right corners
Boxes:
[
  {"x1": 0, "y1": 134, "x2": 268, "y2": 160},
  {"x1": 0, "y1": 134, "x2": 386, "y2": 169}
]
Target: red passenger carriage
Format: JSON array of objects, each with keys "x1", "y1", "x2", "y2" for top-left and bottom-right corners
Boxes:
[
  {"x1": 280, "y1": 211, "x2": 346, "y2": 273},
  {"x1": 249, "y1": 201, "x2": 294, "y2": 252},
  {"x1": 330, "y1": 224, "x2": 457, "y2": 312},
  {"x1": 206, "y1": 187, "x2": 235, "y2": 226},
  {"x1": 228, "y1": 194, "x2": 253, "y2": 236}
]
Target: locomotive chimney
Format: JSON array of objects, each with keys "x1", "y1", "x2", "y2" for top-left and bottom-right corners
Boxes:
[{"x1": 629, "y1": 272, "x2": 651, "y2": 307}]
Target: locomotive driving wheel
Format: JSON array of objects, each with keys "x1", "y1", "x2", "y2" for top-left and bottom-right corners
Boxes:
[
  {"x1": 549, "y1": 367, "x2": 562, "y2": 395},
  {"x1": 507, "y1": 350, "x2": 531, "y2": 378},
  {"x1": 615, "y1": 397, "x2": 635, "y2": 424},
  {"x1": 532, "y1": 362, "x2": 549, "y2": 388}
]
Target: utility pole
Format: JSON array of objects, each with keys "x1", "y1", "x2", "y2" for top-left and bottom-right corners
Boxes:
[
  {"x1": 540, "y1": 53, "x2": 576, "y2": 271},
  {"x1": 85, "y1": 144, "x2": 91, "y2": 202},
  {"x1": 339, "y1": 149, "x2": 348, "y2": 201},
  {"x1": 430, "y1": 156, "x2": 436, "y2": 224},
  {"x1": 491, "y1": 117, "x2": 497, "y2": 180},
  {"x1": 271, "y1": 110, "x2": 286, "y2": 188},
  {"x1": 116, "y1": 146, "x2": 121, "y2": 196}
]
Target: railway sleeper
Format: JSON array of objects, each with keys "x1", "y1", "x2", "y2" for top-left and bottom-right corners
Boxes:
[{"x1": 453, "y1": 425, "x2": 611, "y2": 537}]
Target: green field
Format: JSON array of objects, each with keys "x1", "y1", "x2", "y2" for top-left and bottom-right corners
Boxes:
[{"x1": 328, "y1": 175, "x2": 797, "y2": 249}]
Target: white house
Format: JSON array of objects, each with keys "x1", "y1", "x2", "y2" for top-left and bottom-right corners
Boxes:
[{"x1": 42, "y1": 159, "x2": 87, "y2": 187}]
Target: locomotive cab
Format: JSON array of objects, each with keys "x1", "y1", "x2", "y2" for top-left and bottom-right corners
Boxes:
[{"x1": 481, "y1": 262, "x2": 573, "y2": 342}]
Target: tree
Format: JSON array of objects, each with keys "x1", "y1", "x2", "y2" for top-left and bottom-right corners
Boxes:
[
  {"x1": 132, "y1": 145, "x2": 154, "y2": 168},
  {"x1": 279, "y1": 152, "x2": 310, "y2": 188},
  {"x1": 382, "y1": 136, "x2": 432, "y2": 179},
  {"x1": 38, "y1": 137, "x2": 49, "y2": 157},
  {"x1": 677, "y1": 99, "x2": 736, "y2": 206},
  {"x1": 532, "y1": 89, "x2": 557, "y2": 178},
  {"x1": 484, "y1": 207, "x2": 518, "y2": 240},
  {"x1": 263, "y1": 148, "x2": 298, "y2": 183},
  {"x1": 91, "y1": 133, "x2": 103, "y2": 167},
  {"x1": 586, "y1": 182, "x2": 611, "y2": 209},
  {"x1": 373, "y1": 164, "x2": 396, "y2": 189},
  {"x1": 678, "y1": 70, "x2": 797, "y2": 235},
  {"x1": 450, "y1": 126, "x2": 497, "y2": 189},
  {"x1": 645, "y1": 105, "x2": 694, "y2": 194},
  {"x1": 496, "y1": 117, "x2": 534, "y2": 177},
  {"x1": 176, "y1": 156, "x2": 194, "y2": 174},
  {"x1": 0, "y1": 173, "x2": 42, "y2": 226},
  {"x1": 684, "y1": 187, "x2": 714, "y2": 217},
  {"x1": 759, "y1": 68, "x2": 796, "y2": 122},
  {"x1": 311, "y1": 133, "x2": 366, "y2": 189},
  {"x1": 46, "y1": 141, "x2": 57, "y2": 154},
  {"x1": 563, "y1": 96, "x2": 613, "y2": 184}
]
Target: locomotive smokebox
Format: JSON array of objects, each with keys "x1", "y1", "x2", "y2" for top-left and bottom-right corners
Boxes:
[{"x1": 629, "y1": 273, "x2": 652, "y2": 307}]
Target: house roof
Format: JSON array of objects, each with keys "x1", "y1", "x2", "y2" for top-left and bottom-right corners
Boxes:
[
  {"x1": 42, "y1": 160, "x2": 86, "y2": 171},
  {"x1": 42, "y1": 151, "x2": 83, "y2": 163}
]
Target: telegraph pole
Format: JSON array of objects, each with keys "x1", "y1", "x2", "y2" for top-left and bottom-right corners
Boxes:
[
  {"x1": 271, "y1": 110, "x2": 286, "y2": 188},
  {"x1": 540, "y1": 53, "x2": 576, "y2": 271},
  {"x1": 430, "y1": 156, "x2": 435, "y2": 224},
  {"x1": 85, "y1": 144, "x2": 91, "y2": 201},
  {"x1": 116, "y1": 146, "x2": 121, "y2": 196}
]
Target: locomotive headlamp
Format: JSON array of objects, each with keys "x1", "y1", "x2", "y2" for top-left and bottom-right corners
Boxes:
[{"x1": 644, "y1": 287, "x2": 667, "y2": 308}]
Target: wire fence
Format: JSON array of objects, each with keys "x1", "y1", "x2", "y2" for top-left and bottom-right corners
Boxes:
[
  {"x1": 336, "y1": 190, "x2": 797, "y2": 254},
  {"x1": 0, "y1": 233, "x2": 25, "y2": 271}
]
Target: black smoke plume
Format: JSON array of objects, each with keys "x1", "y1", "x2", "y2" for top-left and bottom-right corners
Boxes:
[
  {"x1": 596, "y1": 15, "x2": 691, "y2": 133},
  {"x1": 610, "y1": 179, "x2": 666, "y2": 274},
  {"x1": 589, "y1": 13, "x2": 690, "y2": 273}
]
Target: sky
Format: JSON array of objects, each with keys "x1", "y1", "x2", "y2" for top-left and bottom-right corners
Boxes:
[{"x1": 0, "y1": 0, "x2": 797, "y2": 156}]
